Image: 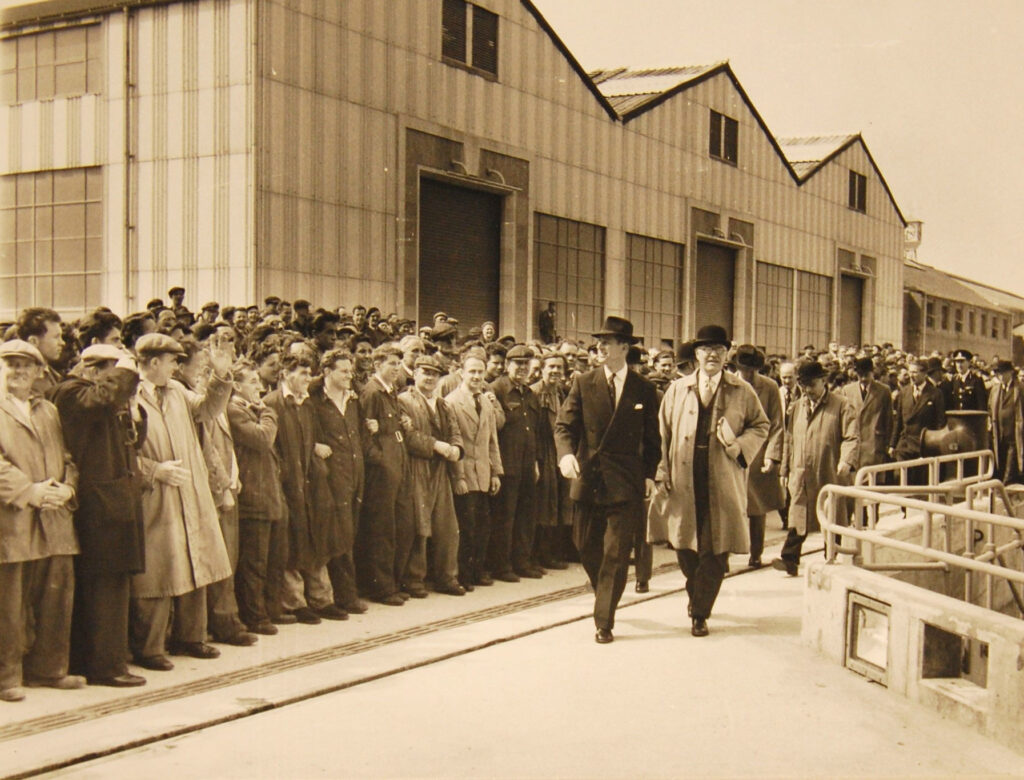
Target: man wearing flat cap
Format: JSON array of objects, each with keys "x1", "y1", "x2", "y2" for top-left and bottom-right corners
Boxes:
[
  {"x1": 733, "y1": 345, "x2": 784, "y2": 569},
  {"x1": 199, "y1": 302, "x2": 220, "y2": 326},
  {"x1": 489, "y1": 344, "x2": 542, "y2": 582},
  {"x1": 988, "y1": 360, "x2": 1024, "y2": 484},
  {"x1": 773, "y1": 361, "x2": 858, "y2": 576},
  {"x1": 129, "y1": 333, "x2": 235, "y2": 671},
  {"x1": 951, "y1": 350, "x2": 988, "y2": 411},
  {"x1": 555, "y1": 316, "x2": 661, "y2": 643},
  {"x1": 398, "y1": 354, "x2": 466, "y2": 596},
  {"x1": 50, "y1": 345, "x2": 148, "y2": 688},
  {"x1": 649, "y1": 325, "x2": 768, "y2": 637},
  {"x1": 0, "y1": 341, "x2": 81, "y2": 702}
]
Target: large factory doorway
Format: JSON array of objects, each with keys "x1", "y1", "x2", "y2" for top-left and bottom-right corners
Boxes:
[
  {"x1": 695, "y1": 241, "x2": 736, "y2": 333},
  {"x1": 840, "y1": 274, "x2": 864, "y2": 346},
  {"x1": 418, "y1": 178, "x2": 501, "y2": 329}
]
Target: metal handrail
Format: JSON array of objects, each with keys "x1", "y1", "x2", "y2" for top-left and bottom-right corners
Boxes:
[
  {"x1": 854, "y1": 449, "x2": 994, "y2": 488},
  {"x1": 817, "y1": 483, "x2": 1024, "y2": 615}
]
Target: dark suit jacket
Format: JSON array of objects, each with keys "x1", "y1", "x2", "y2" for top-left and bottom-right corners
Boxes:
[
  {"x1": 489, "y1": 375, "x2": 539, "y2": 477},
  {"x1": 554, "y1": 367, "x2": 661, "y2": 506},
  {"x1": 839, "y1": 378, "x2": 893, "y2": 468},
  {"x1": 890, "y1": 381, "x2": 946, "y2": 460}
]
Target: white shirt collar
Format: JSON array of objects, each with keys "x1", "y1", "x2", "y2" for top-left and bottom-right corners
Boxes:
[
  {"x1": 374, "y1": 375, "x2": 394, "y2": 394},
  {"x1": 603, "y1": 363, "x2": 628, "y2": 385},
  {"x1": 281, "y1": 383, "x2": 307, "y2": 405},
  {"x1": 697, "y1": 370, "x2": 723, "y2": 392}
]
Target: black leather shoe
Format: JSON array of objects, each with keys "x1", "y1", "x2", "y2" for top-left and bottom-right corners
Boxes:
[
  {"x1": 168, "y1": 642, "x2": 221, "y2": 659},
  {"x1": 402, "y1": 586, "x2": 429, "y2": 599},
  {"x1": 514, "y1": 567, "x2": 542, "y2": 579},
  {"x1": 270, "y1": 614, "x2": 298, "y2": 625},
  {"x1": 635, "y1": 581, "x2": 649, "y2": 593},
  {"x1": 691, "y1": 618, "x2": 710, "y2": 637},
  {"x1": 436, "y1": 583, "x2": 466, "y2": 596},
  {"x1": 373, "y1": 593, "x2": 405, "y2": 606},
  {"x1": 134, "y1": 655, "x2": 174, "y2": 672},
  {"x1": 247, "y1": 621, "x2": 278, "y2": 635},
  {"x1": 493, "y1": 570, "x2": 520, "y2": 583},
  {"x1": 217, "y1": 631, "x2": 258, "y2": 646},
  {"x1": 89, "y1": 673, "x2": 146, "y2": 688},
  {"x1": 772, "y1": 558, "x2": 799, "y2": 577},
  {"x1": 395, "y1": 590, "x2": 411, "y2": 601},
  {"x1": 291, "y1": 607, "x2": 322, "y2": 624},
  {"x1": 340, "y1": 599, "x2": 369, "y2": 614},
  {"x1": 595, "y1": 628, "x2": 614, "y2": 644},
  {"x1": 458, "y1": 581, "x2": 476, "y2": 593},
  {"x1": 476, "y1": 573, "x2": 494, "y2": 586},
  {"x1": 314, "y1": 604, "x2": 349, "y2": 621},
  {"x1": 748, "y1": 558, "x2": 763, "y2": 569},
  {"x1": 540, "y1": 559, "x2": 569, "y2": 570}
]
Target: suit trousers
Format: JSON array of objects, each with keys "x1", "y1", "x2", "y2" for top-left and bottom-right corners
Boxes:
[
  {"x1": 235, "y1": 518, "x2": 288, "y2": 627},
  {"x1": 130, "y1": 587, "x2": 207, "y2": 659},
  {"x1": 489, "y1": 470, "x2": 537, "y2": 574},
  {"x1": 0, "y1": 555, "x2": 74, "y2": 689},
  {"x1": 676, "y1": 445, "x2": 730, "y2": 620},
  {"x1": 357, "y1": 470, "x2": 415, "y2": 599},
  {"x1": 327, "y1": 552, "x2": 360, "y2": 608},
  {"x1": 282, "y1": 565, "x2": 334, "y2": 611},
  {"x1": 207, "y1": 503, "x2": 247, "y2": 641},
  {"x1": 70, "y1": 567, "x2": 131, "y2": 680},
  {"x1": 632, "y1": 520, "x2": 653, "y2": 583},
  {"x1": 575, "y1": 499, "x2": 643, "y2": 630},
  {"x1": 454, "y1": 491, "x2": 490, "y2": 585},
  {"x1": 780, "y1": 527, "x2": 807, "y2": 564},
  {"x1": 748, "y1": 514, "x2": 766, "y2": 562}
]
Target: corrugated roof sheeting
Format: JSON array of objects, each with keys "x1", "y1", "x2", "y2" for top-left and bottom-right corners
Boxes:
[
  {"x1": 904, "y1": 262, "x2": 1001, "y2": 310},
  {"x1": 589, "y1": 64, "x2": 722, "y2": 99},
  {"x1": 953, "y1": 277, "x2": 1024, "y2": 313},
  {"x1": 778, "y1": 134, "x2": 858, "y2": 165}
]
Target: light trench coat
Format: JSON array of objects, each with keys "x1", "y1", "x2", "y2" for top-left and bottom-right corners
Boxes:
[
  {"x1": 131, "y1": 375, "x2": 232, "y2": 598},
  {"x1": 649, "y1": 371, "x2": 769, "y2": 554}
]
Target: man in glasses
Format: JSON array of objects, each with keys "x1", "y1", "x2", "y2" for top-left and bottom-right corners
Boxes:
[{"x1": 650, "y1": 325, "x2": 768, "y2": 636}]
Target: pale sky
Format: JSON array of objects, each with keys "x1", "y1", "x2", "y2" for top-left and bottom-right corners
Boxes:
[
  {"x1": 4, "y1": 0, "x2": 1022, "y2": 294},
  {"x1": 533, "y1": 0, "x2": 1024, "y2": 294}
]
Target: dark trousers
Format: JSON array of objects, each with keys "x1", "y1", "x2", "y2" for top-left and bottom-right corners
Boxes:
[
  {"x1": 70, "y1": 567, "x2": 131, "y2": 680},
  {"x1": 0, "y1": 556, "x2": 74, "y2": 688},
  {"x1": 129, "y1": 587, "x2": 207, "y2": 659},
  {"x1": 998, "y1": 438, "x2": 1023, "y2": 485},
  {"x1": 236, "y1": 517, "x2": 288, "y2": 627},
  {"x1": 207, "y1": 504, "x2": 247, "y2": 640},
  {"x1": 575, "y1": 499, "x2": 642, "y2": 630},
  {"x1": 489, "y1": 470, "x2": 537, "y2": 574},
  {"x1": 676, "y1": 445, "x2": 729, "y2": 620},
  {"x1": 455, "y1": 491, "x2": 491, "y2": 585},
  {"x1": 327, "y1": 553, "x2": 360, "y2": 608},
  {"x1": 748, "y1": 514, "x2": 766, "y2": 563},
  {"x1": 780, "y1": 527, "x2": 807, "y2": 564},
  {"x1": 633, "y1": 521, "x2": 653, "y2": 584},
  {"x1": 356, "y1": 470, "x2": 414, "y2": 599}
]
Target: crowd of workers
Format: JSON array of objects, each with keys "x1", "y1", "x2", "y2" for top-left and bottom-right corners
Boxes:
[{"x1": 1, "y1": 287, "x2": 1021, "y2": 701}]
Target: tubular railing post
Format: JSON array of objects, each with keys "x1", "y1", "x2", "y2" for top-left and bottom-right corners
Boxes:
[{"x1": 964, "y1": 483, "x2": 975, "y2": 606}]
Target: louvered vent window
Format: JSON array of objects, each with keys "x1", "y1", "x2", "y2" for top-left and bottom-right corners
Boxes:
[{"x1": 441, "y1": 0, "x2": 499, "y2": 79}]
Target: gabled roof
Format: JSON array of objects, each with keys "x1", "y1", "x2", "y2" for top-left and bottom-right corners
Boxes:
[
  {"x1": 589, "y1": 65, "x2": 723, "y2": 115},
  {"x1": 903, "y1": 260, "x2": 1003, "y2": 311},
  {"x1": 777, "y1": 135, "x2": 858, "y2": 177}
]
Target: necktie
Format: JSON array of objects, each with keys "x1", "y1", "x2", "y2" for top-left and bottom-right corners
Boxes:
[
  {"x1": 608, "y1": 373, "x2": 616, "y2": 408},
  {"x1": 155, "y1": 385, "x2": 167, "y2": 410},
  {"x1": 700, "y1": 376, "x2": 712, "y2": 406},
  {"x1": 473, "y1": 393, "x2": 482, "y2": 415}
]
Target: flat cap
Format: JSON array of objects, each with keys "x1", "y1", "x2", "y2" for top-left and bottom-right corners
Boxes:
[
  {"x1": 0, "y1": 339, "x2": 44, "y2": 365},
  {"x1": 430, "y1": 323, "x2": 457, "y2": 341},
  {"x1": 414, "y1": 354, "x2": 444, "y2": 373},
  {"x1": 201, "y1": 301, "x2": 219, "y2": 312},
  {"x1": 168, "y1": 286, "x2": 185, "y2": 295},
  {"x1": 80, "y1": 344, "x2": 125, "y2": 365},
  {"x1": 432, "y1": 311, "x2": 448, "y2": 321},
  {"x1": 506, "y1": 344, "x2": 534, "y2": 362},
  {"x1": 135, "y1": 333, "x2": 186, "y2": 357}
]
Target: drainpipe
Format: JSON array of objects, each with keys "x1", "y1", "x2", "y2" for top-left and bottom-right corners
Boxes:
[{"x1": 122, "y1": 5, "x2": 135, "y2": 310}]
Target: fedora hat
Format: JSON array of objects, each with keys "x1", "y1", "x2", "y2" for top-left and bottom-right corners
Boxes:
[
  {"x1": 692, "y1": 324, "x2": 731, "y2": 349},
  {"x1": 592, "y1": 316, "x2": 639, "y2": 344},
  {"x1": 733, "y1": 344, "x2": 764, "y2": 370},
  {"x1": 993, "y1": 359, "x2": 1015, "y2": 374},
  {"x1": 796, "y1": 360, "x2": 828, "y2": 384}
]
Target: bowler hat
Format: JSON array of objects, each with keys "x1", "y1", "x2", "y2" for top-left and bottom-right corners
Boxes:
[
  {"x1": 733, "y1": 344, "x2": 764, "y2": 370},
  {"x1": 592, "y1": 316, "x2": 639, "y2": 344},
  {"x1": 926, "y1": 357, "x2": 945, "y2": 374},
  {"x1": 692, "y1": 324, "x2": 731, "y2": 350},
  {"x1": 796, "y1": 360, "x2": 828, "y2": 384}
]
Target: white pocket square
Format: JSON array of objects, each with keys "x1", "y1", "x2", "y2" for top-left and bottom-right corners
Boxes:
[{"x1": 633, "y1": 403, "x2": 643, "y2": 410}]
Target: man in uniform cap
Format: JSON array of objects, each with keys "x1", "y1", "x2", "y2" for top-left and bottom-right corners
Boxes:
[
  {"x1": 0, "y1": 341, "x2": 81, "y2": 702},
  {"x1": 398, "y1": 354, "x2": 466, "y2": 595},
  {"x1": 489, "y1": 344, "x2": 542, "y2": 582},
  {"x1": 50, "y1": 344, "x2": 148, "y2": 687},
  {"x1": 555, "y1": 317, "x2": 661, "y2": 643},
  {"x1": 951, "y1": 349, "x2": 988, "y2": 411},
  {"x1": 773, "y1": 361, "x2": 857, "y2": 576},
  {"x1": 649, "y1": 325, "x2": 768, "y2": 636}
]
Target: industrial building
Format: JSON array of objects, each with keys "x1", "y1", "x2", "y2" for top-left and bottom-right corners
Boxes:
[{"x1": 3, "y1": 0, "x2": 912, "y2": 348}]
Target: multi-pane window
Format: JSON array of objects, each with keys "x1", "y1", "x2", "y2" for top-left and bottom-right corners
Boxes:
[
  {"x1": 991, "y1": 315, "x2": 999, "y2": 339},
  {"x1": 954, "y1": 307, "x2": 963, "y2": 333},
  {"x1": 940, "y1": 304, "x2": 949, "y2": 330},
  {"x1": 968, "y1": 310, "x2": 976, "y2": 335},
  {"x1": 626, "y1": 234, "x2": 684, "y2": 348},
  {"x1": 1003, "y1": 317, "x2": 1010, "y2": 340},
  {"x1": 1, "y1": 25, "x2": 103, "y2": 104},
  {"x1": 0, "y1": 168, "x2": 103, "y2": 318},
  {"x1": 848, "y1": 170, "x2": 867, "y2": 212},
  {"x1": 709, "y1": 110, "x2": 738, "y2": 164},
  {"x1": 441, "y1": 0, "x2": 498, "y2": 77},
  {"x1": 981, "y1": 312, "x2": 988, "y2": 337},
  {"x1": 755, "y1": 262, "x2": 795, "y2": 356},
  {"x1": 795, "y1": 271, "x2": 832, "y2": 352},
  {"x1": 926, "y1": 301, "x2": 936, "y2": 329},
  {"x1": 534, "y1": 213, "x2": 605, "y2": 345}
]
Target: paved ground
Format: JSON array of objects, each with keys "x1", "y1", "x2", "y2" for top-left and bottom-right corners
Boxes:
[{"x1": 31, "y1": 540, "x2": 1024, "y2": 780}]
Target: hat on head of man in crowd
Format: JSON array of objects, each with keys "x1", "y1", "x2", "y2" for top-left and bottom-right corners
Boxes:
[
  {"x1": 431, "y1": 322, "x2": 457, "y2": 342},
  {"x1": 293, "y1": 299, "x2": 311, "y2": 313},
  {"x1": 201, "y1": 301, "x2": 219, "y2": 313},
  {"x1": 80, "y1": 344, "x2": 125, "y2": 366},
  {"x1": 854, "y1": 356, "x2": 875, "y2": 376},
  {"x1": 414, "y1": 354, "x2": 445, "y2": 374},
  {"x1": 797, "y1": 360, "x2": 828, "y2": 385},
  {"x1": 432, "y1": 311, "x2": 448, "y2": 323},
  {"x1": 926, "y1": 356, "x2": 944, "y2": 375},
  {"x1": 0, "y1": 339, "x2": 45, "y2": 365},
  {"x1": 135, "y1": 332, "x2": 186, "y2": 358},
  {"x1": 506, "y1": 344, "x2": 534, "y2": 363},
  {"x1": 592, "y1": 315, "x2": 640, "y2": 344},
  {"x1": 953, "y1": 349, "x2": 972, "y2": 362},
  {"x1": 733, "y1": 343, "x2": 764, "y2": 370},
  {"x1": 692, "y1": 324, "x2": 731, "y2": 350},
  {"x1": 993, "y1": 359, "x2": 1015, "y2": 375},
  {"x1": 676, "y1": 340, "x2": 695, "y2": 366}
]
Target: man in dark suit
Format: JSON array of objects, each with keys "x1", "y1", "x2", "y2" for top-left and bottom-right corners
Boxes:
[
  {"x1": 839, "y1": 356, "x2": 893, "y2": 474},
  {"x1": 554, "y1": 316, "x2": 661, "y2": 644},
  {"x1": 889, "y1": 358, "x2": 945, "y2": 485}
]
